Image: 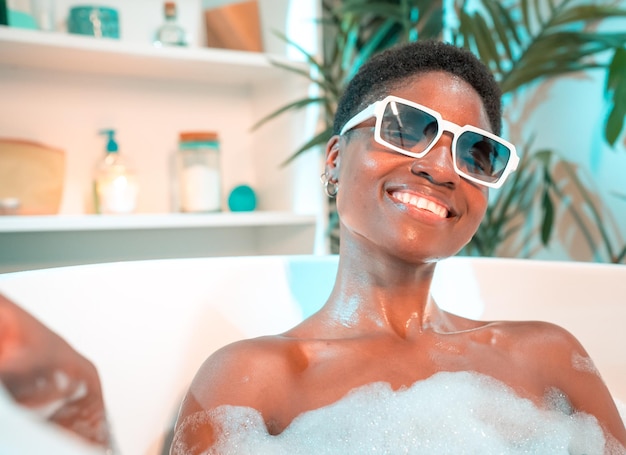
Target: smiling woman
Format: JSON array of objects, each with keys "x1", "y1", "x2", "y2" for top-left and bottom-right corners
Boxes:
[
  {"x1": 0, "y1": 254, "x2": 625, "y2": 454},
  {"x1": 169, "y1": 40, "x2": 626, "y2": 454}
]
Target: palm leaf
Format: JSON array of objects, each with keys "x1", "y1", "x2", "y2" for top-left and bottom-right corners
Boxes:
[
  {"x1": 605, "y1": 48, "x2": 626, "y2": 145},
  {"x1": 540, "y1": 171, "x2": 555, "y2": 245},
  {"x1": 465, "y1": 10, "x2": 502, "y2": 72},
  {"x1": 617, "y1": 245, "x2": 626, "y2": 263},
  {"x1": 550, "y1": 5, "x2": 626, "y2": 26},
  {"x1": 281, "y1": 127, "x2": 334, "y2": 166},
  {"x1": 483, "y1": 1, "x2": 517, "y2": 62},
  {"x1": 250, "y1": 97, "x2": 328, "y2": 131}
]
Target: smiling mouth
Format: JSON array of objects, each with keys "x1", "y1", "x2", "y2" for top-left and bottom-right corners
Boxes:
[{"x1": 390, "y1": 191, "x2": 450, "y2": 218}]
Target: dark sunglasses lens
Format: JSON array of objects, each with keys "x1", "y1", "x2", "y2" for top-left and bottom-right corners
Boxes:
[
  {"x1": 380, "y1": 102, "x2": 438, "y2": 153},
  {"x1": 456, "y1": 132, "x2": 511, "y2": 183}
]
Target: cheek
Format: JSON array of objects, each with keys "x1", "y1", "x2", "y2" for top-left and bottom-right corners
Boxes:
[
  {"x1": 336, "y1": 153, "x2": 386, "y2": 219},
  {"x1": 468, "y1": 186, "x2": 489, "y2": 226}
]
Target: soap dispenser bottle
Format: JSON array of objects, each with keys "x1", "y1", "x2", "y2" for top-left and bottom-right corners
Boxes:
[{"x1": 94, "y1": 129, "x2": 139, "y2": 214}]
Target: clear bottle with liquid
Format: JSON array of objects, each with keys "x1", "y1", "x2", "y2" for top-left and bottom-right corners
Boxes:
[
  {"x1": 153, "y1": 2, "x2": 187, "y2": 47},
  {"x1": 94, "y1": 129, "x2": 139, "y2": 214}
]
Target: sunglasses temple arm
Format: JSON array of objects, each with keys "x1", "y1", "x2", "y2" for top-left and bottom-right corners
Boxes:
[
  {"x1": 339, "y1": 103, "x2": 378, "y2": 136},
  {"x1": 509, "y1": 150, "x2": 520, "y2": 171}
]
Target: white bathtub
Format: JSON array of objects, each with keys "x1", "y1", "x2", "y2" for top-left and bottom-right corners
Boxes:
[{"x1": 0, "y1": 255, "x2": 624, "y2": 454}]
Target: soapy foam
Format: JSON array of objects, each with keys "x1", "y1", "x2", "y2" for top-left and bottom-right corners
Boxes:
[
  {"x1": 571, "y1": 351, "x2": 601, "y2": 376},
  {"x1": 173, "y1": 371, "x2": 626, "y2": 454}
]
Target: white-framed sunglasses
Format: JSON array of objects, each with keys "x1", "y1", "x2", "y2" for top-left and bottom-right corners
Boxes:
[{"x1": 340, "y1": 95, "x2": 520, "y2": 188}]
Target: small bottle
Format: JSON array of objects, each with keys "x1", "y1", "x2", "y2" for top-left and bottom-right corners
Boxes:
[
  {"x1": 177, "y1": 131, "x2": 221, "y2": 212},
  {"x1": 153, "y1": 2, "x2": 187, "y2": 47},
  {"x1": 94, "y1": 129, "x2": 139, "y2": 214}
]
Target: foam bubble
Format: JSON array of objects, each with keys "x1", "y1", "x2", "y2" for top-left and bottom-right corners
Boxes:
[
  {"x1": 177, "y1": 371, "x2": 624, "y2": 454},
  {"x1": 571, "y1": 352, "x2": 600, "y2": 376}
]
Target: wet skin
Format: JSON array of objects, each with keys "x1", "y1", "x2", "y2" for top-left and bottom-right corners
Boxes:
[{"x1": 171, "y1": 72, "x2": 626, "y2": 453}]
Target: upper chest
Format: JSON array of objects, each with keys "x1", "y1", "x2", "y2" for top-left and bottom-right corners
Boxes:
[{"x1": 264, "y1": 327, "x2": 550, "y2": 433}]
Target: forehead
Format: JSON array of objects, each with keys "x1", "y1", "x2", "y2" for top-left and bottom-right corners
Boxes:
[{"x1": 387, "y1": 71, "x2": 492, "y2": 132}]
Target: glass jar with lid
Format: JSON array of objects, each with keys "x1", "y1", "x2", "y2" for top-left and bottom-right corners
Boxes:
[{"x1": 177, "y1": 131, "x2": 221, "y2": 212}]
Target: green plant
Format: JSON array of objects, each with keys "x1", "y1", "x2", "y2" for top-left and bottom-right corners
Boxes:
[
  {"x1": 549, "y1": 159, "x2": 626, "y2": 263},
  {"x1": 255, "y1": 0, "x2": 626, "y2": 261},
  {"x1": 449, "y1": 0, "x2": 626, "y2": 261},
  {"x1": 253, "y1": 0, "x2": 442, "y2": 163},
  {"x1": 461, "y1": 140, "x2": 551, "y2": 257},
  {"x1": 464, "y1": 144, "x2": 626, "y2": 263},
  {"x1": 605, "y1": 47, "x2": 626, "y2": 146},
  {"x1": 449, "y1": 0, "x2": 626, "y2": 142}
]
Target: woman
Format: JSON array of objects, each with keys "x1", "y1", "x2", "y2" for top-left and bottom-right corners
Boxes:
[{"x1": 170, "y1": 40, "x2": 626, "y2": 454}]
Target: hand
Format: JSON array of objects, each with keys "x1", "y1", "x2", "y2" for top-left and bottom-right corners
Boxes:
[{"x1": 0, "y1": 293, "x2": 112, "y2": 449}]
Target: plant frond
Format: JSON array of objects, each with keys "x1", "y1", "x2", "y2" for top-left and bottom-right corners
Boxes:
[
  {"x1": 540, "y1": 176, "x2": 555, "y2": 245},
  {"x1": 605, "y1": 48, "x2": 626, "y2": 145},
  {"x1": 280, "y1": 127, "x2": 334, "y2": 167},
  {"x1": 465, "y1": 9, "x2": 503, "y2": 74},
  {"x1": 270, "y1": 30, "x2": 322, "y2": 72},
  {"x1": 617, "y1": 245, "x2": 626, "y2": 264},
  {"x1": 550, "y1": 5, "x2": 626, "y2": 27},
  {"x1": 483, "y1": 0, "x2": 517, "y2": 63},
  {"x1": 250, "y1": 97, "x2": 328, "y2": 131}
]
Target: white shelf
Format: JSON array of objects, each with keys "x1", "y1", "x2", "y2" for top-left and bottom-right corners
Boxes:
[
  {"x1": 0, "y1": 26, "x2": 307, "y2": 86},
  {"x1": 0, "y1": 18, "x2": 324, "y2": 268},
  {"x1": 0, "y1": 212, "x2": 316, "y2": 232},
  {"x1": 0, "y1": 212, "x2": 318, "y2": 273}
]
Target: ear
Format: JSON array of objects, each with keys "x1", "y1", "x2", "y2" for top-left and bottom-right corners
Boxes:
[{"x1": 324, "y1": 135, "x2": 341, "y2": 182}]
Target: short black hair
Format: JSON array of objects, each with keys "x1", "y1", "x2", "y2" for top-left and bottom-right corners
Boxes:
[{"x1": 333, "y1": 40, "x2": 502, "y2": 136}]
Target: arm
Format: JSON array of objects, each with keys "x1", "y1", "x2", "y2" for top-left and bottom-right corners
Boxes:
[{"x1": 0, "y1": 293, "x2": 112, "y2": 449}]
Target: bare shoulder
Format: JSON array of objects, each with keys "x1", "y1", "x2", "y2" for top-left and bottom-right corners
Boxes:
[
  {"x1": 494, "y1": 319, "x2": 587, "y2": 354},
  {"x1": 450, "y1": 316, "x2": 591, "y2": 383},
  {"x1": 450, "y1": 312, "x2": 588, "y2": 365},
  {"x1": 488, "y1": 319, "x2": 626, "y2": 446},
  {"x1": 170, "y1": 335, "x2": 302, "y2": 454},
  {"x1": 186, "y1": 335, "x2": 301, "y2": 410},
  {"x1": 484, "y1": 319, "x2": 600, "y2": 386}
]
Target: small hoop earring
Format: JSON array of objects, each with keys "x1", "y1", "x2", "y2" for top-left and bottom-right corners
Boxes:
[{"x1": 320, "y1": 172, "x2": 339, "y2": 198}]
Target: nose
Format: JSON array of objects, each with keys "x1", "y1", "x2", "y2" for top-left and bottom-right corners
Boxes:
[{"x1": 409, "y1": 132, "x2": 459, "y2": 188}]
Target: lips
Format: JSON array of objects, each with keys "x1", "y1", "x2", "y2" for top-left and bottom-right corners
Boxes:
[{"x1": 390, "y1": 190, "x2": 450, "y2": 218}]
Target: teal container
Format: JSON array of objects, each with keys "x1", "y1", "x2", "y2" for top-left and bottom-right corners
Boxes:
[{"x1": 68, "y1": 6, "x2": 119, "y2": 39}]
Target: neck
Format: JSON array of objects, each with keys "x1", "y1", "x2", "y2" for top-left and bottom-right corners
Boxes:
[{"x1": 323, "y1": 249, "x2": 448, "y2": 339}]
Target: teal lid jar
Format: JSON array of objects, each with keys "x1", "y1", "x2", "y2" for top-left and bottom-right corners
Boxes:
[{"x1": 177, "y1": 131, "x2": 221, "y2": 212}]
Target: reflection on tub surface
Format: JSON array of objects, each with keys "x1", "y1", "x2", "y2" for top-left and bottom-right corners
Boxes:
[{"x1": 0, "y1": 255, "x2": 624, "y2": 454}]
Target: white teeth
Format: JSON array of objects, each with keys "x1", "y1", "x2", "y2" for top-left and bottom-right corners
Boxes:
[{"x1": 392, "y1": 191, "x2": 448, "y2": 218}]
